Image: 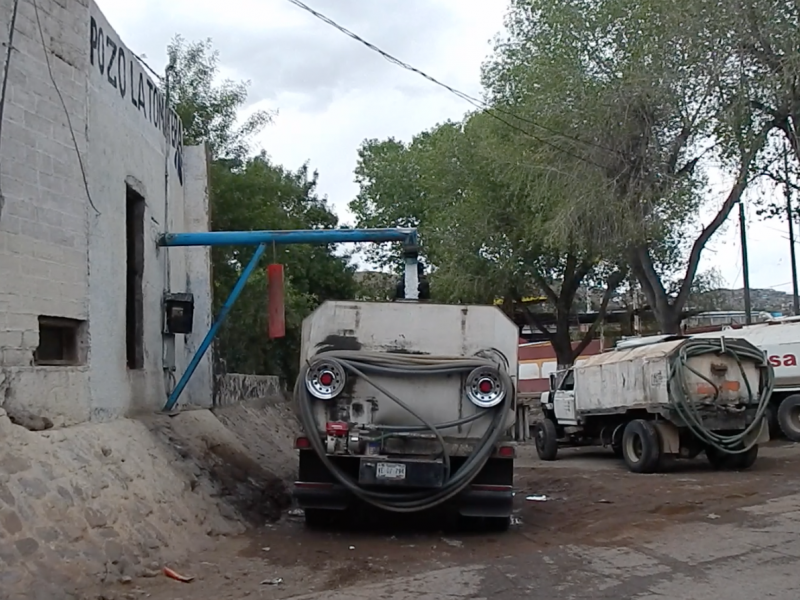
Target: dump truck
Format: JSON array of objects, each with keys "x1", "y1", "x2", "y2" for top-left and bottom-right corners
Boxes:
[
  {"x1": 692, "y1": 318, "x2": 800, "y2": 442},
  {"x1": 292, "y1": 301, "x2": 519, "y2": 530},
  {"x1": 535, "y1": 335, "x2": 773, "y2": 473}
]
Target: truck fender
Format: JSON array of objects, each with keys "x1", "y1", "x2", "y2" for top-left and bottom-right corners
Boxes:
[{"x1": 652, "y1": 421, "x2": 680, "y2": 455}]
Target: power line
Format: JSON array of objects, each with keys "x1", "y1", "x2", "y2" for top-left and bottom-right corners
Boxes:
[{"x1": 283, "y1": 0, "x2": 612, "y2": 169}]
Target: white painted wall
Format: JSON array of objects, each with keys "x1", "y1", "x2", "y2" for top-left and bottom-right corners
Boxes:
[{"x1": 0, "y1": 0, "x2": 213, "y2": 426}]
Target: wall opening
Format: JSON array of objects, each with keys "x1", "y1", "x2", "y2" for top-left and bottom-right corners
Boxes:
[
  {"x1": 126, "y1": 184, "x2": 145, "y2": 370},
  {"x1": 34, "y1": 316, "x2": 86, "y2": 366}
]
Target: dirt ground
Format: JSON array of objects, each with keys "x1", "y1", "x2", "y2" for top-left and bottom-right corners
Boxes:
[{"x1": 94, "y1": 441, "x2": 800, "y2": 600}]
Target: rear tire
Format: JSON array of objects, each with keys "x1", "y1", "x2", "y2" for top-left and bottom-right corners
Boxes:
[
  {"x1": 734, "y1": 444, "x2": 758, "y2": 470},
  {"x1": 457, "y1": 515, "x2": 511, "y2": 533},
  {"x1": 621, "y1": 419, "x2": 661, "y2": 474},
  {"x1": 485, "y1": 516, "x2": 511, "y2": 532},
  {"x1": 706, "y1": 444, "x2": 758, "y2": 470},
  {"x1": 535, "y1": 418, "x2": 559, "y2": 461},
  {"x1": 304, "y1": 508, "x2": 334, "y2": 529},
  {"x1": 777, "y1": 395, "x2": 800, "y2": 442}
]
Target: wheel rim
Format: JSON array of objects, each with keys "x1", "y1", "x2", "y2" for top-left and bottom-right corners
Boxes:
[
  {"x1": 625, "y1": 433, "x2": 642, "y2": 463},
  {"x1": 536, "y1": 426, "x2": 546, "y2": 451},
  {"x1": 789, "y1": 405, "x2": 800, "y2": 433}
]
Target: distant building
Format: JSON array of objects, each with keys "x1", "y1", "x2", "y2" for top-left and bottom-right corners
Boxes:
[{"x1": 0, "y1": 0, "x2": 213, "y2": 427}]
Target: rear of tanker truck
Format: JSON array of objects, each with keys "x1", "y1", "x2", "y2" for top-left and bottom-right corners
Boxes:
[{"x1": 291, "y1": 301, "x2": 519, "y2": 530}]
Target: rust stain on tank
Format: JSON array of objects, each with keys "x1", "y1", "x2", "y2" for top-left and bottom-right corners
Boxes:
[{"x1": 316, "y1": 334, "x2": 362, "y2": 353}]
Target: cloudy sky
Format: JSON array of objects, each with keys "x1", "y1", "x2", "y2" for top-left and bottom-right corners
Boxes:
[{"x1": 97, "y1": 0, "x2": 797, "y2": 296}]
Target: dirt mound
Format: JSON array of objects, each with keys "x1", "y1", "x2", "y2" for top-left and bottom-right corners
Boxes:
[{"x1": 154, "y1": 408, "x2": 294, "y2": 524}]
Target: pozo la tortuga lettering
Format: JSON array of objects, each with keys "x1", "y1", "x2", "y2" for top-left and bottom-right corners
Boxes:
[{"x1": 88, "y1": 16, "x2": 184, "y2": 186}]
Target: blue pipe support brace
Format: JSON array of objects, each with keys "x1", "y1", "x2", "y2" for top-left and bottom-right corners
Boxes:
[
  {"x1": 160, "y1": 227, "x2": 419, "y2": 412},
  {"x1": 158, "y1": 227, "x2": 418, "y2": 248},
  {"x1": 163, "y1": 243, "x2": 268, "y2": 412}
]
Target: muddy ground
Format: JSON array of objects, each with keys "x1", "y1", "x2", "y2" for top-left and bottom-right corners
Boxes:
[{"x1": 95, "y1": 441, "x2": 800, "y2": 600}]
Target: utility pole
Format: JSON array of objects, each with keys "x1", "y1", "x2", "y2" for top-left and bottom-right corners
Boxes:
[
  {"x1": 739, "y1": 199, "x2": 752, "y2": 325},
  {"x1": 785, "y1": 147, "x2": 800, "y2": 315}
]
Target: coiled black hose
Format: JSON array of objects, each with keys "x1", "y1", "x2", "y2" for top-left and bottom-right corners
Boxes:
[
  {"x1": 294, "y1": 350, "x2": 513, "y2": 513},
  {"x1": 668, "y1": 338, "x2": 774, "y2": 454}
]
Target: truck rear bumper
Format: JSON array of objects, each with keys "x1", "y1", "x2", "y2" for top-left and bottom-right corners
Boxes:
[
  {"x1": 292, "y1": 481, "x2": 514, "y2": 517},
  {"x1": 292, "y1": 450, "x2": 515, "y2": 518}
]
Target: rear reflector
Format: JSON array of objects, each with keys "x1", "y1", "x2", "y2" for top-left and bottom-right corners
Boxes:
[
  {"x1": 326, "y1": 421, "x2": 349, "y2": 436},
  {"x1": 497, "y1": 445, "x2": 515, "y2": 458},
  {"x1": 295, "y1": 437, "x2": 311, "y2": 449}
]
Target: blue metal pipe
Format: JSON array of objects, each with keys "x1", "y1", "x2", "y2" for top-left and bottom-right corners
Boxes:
[
  {"x1": 158, "y1": 227, "x2": 417, "y2": 248},
  {"x1": 163, "y1": 243, "x2": 268, "y2": 412}
]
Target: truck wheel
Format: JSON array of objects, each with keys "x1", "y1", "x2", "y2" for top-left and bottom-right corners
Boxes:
[
  {"x1": 777, "y1": 395, "x2": 800, "y2": 442},
  {"x1": 621, "y1": 420, "x2": 661, "y2": 474},
  {"x1": 304, "y1": 509, "x2": 334, "y2": 529},
  {"x1": 734, "y1": 444, "x2": 758, "y2": 470},
  {"x1": 706, "y1": 445, "x2": 758, "y2": 470},
  {"x1": 535, "y1": 418, "x2": 558, "y2": 461},
  {"x1": 705, "y1": 446, "x2": 729, "y2": 470},
  {"x1": 485, "y1": 516, "x2": 511, "y2": 532},
  {"x1": 458, "y1": 515, "x2": 511, "y2": 532}
]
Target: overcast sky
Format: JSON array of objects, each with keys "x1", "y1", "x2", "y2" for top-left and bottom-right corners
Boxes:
[{"x1": 97, "y1": 0, "x2": 798, "y2": 297}]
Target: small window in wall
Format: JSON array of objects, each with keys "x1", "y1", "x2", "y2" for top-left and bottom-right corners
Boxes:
[
  {"x1": 34, "y1": 316, "x2": 86, "y2": 366},
  {"x1": 126, "y1": 184, "x2": 145, "y2": 370}
]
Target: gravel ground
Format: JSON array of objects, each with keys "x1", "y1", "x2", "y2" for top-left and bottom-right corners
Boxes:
[{"x1": 95, "y1": 442, "x2": 800, "y2": 600}]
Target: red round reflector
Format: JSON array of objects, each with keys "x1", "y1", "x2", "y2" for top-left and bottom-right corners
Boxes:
[
  {"x1": 478, "y1": 379, "x2": 493, "y2": 394},
  {"x1": 319, "y1": 372, "x2": 334, "y2": 386}
]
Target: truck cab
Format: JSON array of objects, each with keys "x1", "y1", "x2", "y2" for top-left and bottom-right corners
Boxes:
[{"x1": 543, "y1": 370, "x2": 577, "y2": 426}]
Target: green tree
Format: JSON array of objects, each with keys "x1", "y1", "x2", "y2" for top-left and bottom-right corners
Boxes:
[
  {"x1": 351, "y1": 112, "x2": 625, "y2": 367},
  {"x1": 167, "y1": 35, "x2": 272, "y2": 160},
  {"x1": 482, "y1": 0, "x2": 775, "y2": 333},
  {"x1": 212, "y1": 156, "x2": 356, "y2": 381},
  {"x1": 167, "y1": 37, "x2": 356, "y2": 382}
]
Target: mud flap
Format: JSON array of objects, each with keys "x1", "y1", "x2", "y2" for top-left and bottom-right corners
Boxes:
[
  {"x1": 744, "y1": 416, "x2": 770, "y2": 447},
  {"x1": 652, "y1": 421, "x2": 680, "y2": 454}
]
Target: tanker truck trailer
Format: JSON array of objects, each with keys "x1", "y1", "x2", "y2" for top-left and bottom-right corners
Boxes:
[
  {"x1": 292, "y1": 301, "x2": 519, "y2": 530},
  {"x1": 693, "y1": 318, "x2": 800, "y2": 442},
  {"x1": 535, "y1": 336, "x2": 773, "y2": 473}
]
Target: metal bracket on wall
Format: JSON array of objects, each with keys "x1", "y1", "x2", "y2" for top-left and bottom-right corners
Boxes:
[{"x1": 158, "y1": 227, "x2": 419, "y2": 412}]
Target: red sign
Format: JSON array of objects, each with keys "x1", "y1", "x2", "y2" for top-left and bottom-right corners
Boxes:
[{"x1": 768, "y1": 354, "x2": 798, "y2": 367}]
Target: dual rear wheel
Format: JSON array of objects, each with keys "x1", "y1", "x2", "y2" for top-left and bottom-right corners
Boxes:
[{"x1": 619, "y1": 419, "x2": 759, "y2": 473}]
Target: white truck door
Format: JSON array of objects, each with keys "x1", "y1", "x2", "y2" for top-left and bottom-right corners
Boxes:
[
  {"x1": 552, "y1": 370, "x2": 578, "y2": 424},
  {"x1": 553, "y1": 390, "x2": 577, "y2": 423}
]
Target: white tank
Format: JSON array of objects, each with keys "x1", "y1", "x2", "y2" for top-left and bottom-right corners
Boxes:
[
  {"x1": 572, "y1": 337, "x2": 764, "y2": 415},
  {"x1": 693, "y1": 320, "x2": 800, "y2": 392},
  {"x1": 299, "y1": 301, "x2": 518, "y2": 441}
]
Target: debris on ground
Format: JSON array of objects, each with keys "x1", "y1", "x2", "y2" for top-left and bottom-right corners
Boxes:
[
  {"x1": 441, "y1": 538, "x2": 464, "y2": 548},
  {"x1": 261, "y1": 577, "x2": 283, "y2": 585},
  {"x1": 526, "y1": 494, "x2": 548, "y2": 502},
  {"x1": 163, "y1": 567, "x2": 195, "y2": 583}
]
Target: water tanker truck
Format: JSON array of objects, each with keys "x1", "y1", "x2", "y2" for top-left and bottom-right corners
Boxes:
[
  {"x1": 535, "y1": 335, "x2": 773, "y2": 473},
  {"x1": 692, "y1": 318, "x2": 800, "y2": 441},
  {"x1": 292, "y1": 301, "x2": 519, "y2": 529}
]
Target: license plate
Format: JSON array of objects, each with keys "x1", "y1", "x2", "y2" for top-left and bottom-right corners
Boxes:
[{"x1": 376, "y1": 462, "x2": 406, "y2": 480}]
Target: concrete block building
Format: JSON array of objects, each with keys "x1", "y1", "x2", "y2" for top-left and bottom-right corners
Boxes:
[{"x1": 0, "y1": 0, "x2": 213, "y2": 427}]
